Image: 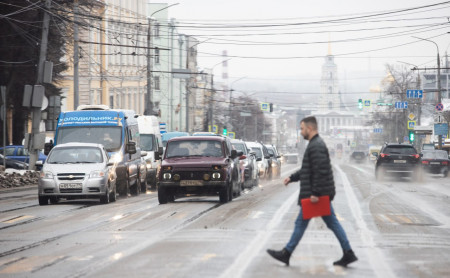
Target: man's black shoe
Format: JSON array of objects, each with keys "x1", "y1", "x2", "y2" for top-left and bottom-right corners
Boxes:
[
  {"x1": 267, "y1": 248, "x2": 291, "y2": 266},
  {"x1": 333, "y1": 249, "x2": 358, "y2": 267}
]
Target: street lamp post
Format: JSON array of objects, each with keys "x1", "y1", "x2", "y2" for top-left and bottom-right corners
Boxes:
[
  {"x1": 228, "y1": 76, "x2": 247, "y2": 130},
  {"x1": 146, "y1": 3, "x2": 179, "y2": 116},
  {"x1": 412, "y1": 36, "x2": 442, "y2": 148},
  {"x1": 206, "y1": 58, "x2": 232, "y2": 130}
]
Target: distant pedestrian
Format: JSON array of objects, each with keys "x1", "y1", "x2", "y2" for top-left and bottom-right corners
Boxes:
[{"x1": 267, "y1": 116, "x2": 357, "y2": 267}]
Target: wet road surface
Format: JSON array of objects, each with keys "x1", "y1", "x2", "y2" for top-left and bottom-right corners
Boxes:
[{"x1": 0, "y1": 161, "x2": 449, "y2": 277}]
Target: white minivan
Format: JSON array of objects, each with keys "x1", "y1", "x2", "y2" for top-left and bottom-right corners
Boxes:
[{"x1": 138, "y1": 116, "x2": 164, "y2": 189}]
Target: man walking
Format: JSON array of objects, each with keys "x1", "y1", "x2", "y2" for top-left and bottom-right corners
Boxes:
[{"x1": 267, "y1": 116, "x2": 357, "y2": 267}]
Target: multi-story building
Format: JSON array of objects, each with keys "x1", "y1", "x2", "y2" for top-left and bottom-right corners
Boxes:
[{"x1": 59, "y1": 0, "x2": 148, "y2": 116}]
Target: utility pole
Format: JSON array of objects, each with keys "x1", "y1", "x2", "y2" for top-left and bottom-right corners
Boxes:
[
  {"x1": 29, "y1": 0, "x2": 51, "y2": 170},
  {"x1": 73, "y1": 0, "x2": 79, "y2": 110},
  {"x1": 146, "y1": 17, "x2": 153, "y2": 115}
]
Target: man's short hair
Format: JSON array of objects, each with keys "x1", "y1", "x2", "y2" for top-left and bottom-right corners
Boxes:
[{"x1": 301, "y1": 116, "x2": 318, "y2": 130}]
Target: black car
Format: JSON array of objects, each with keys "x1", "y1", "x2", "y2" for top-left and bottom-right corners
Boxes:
[
  {"x1": 375, "y1": 143, "x2": 422, "y2": 181},
  {"x1": 350, "y1": 151, "x2": 367, "y2": 163},
  {"x1": 0, "y1": 154, "x2": 29, "y2": 170},
  {"x1": 421, "y1": 150, "x2": 449, "y2": 177}
]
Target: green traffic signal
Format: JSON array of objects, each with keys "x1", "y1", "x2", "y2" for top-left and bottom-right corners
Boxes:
[
  {"x1": 409, "y1": 131, "x2": 415, "y2": 142},
  {"x1": 223, "y1": 126, "x2": 227, "y2": 136},
  {"x1": 358, "y1": 99, "x2": 363, "y2": 110}
]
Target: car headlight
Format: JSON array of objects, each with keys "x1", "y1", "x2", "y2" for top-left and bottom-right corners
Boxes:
[
  {"x1": 146, "y1": 161, "x2": 152, "y2": 169},
  {"x1": 272, "y1": 162, "x2": 277, "y2": 167},
  {"x1": 90, "y1": 170, "x2": 105, "y2": 178},
  {"x1": 212, "y1": 172, "x2": 221, "y2": 179},
  {"x1": 109, "y1": 153, "x2": 123, "y2": 164},
  {"x1": 257, "y1": 161, "x2": 264, "y2": 168},
  {"x1": 163, "y1": 173, "x2": 172, "y2": 180},
  {"x1": 40, "y1": 171, "x2": 53, "y2": 179}
]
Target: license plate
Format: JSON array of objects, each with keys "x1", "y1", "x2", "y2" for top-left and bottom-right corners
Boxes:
[
  {"x1": 59, "y1": 183, "x2": 82, "y2": 189},
  {"x1": 180, "y1": 180, "x2": 203, "y2": 186},
  {"x1": 430, "y1": 162, "x2": 441, "y2": 165},
  {"x1": 393, "y1": 160, "x2": 406, "y2": 163}
]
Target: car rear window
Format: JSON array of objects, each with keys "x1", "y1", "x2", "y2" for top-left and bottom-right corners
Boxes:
[
  {"x1": 383, "y1": 146, "x2": 416, "y2": 155},
  {"x1": 232, "y1": 143, "x2": 247, "y2": 154},
  {"x1": 423, "y1": 151, "x2": 448, "y2": 160},
  {"x1": 251, "y1": 147, "x2": 262, "y2": 159}
]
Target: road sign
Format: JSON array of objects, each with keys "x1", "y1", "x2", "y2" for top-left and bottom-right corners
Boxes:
[
  {"x1": 260, "y1": 103, "x2": 269, "y2": 112},
  {"x1": 212, "y1": 125, "x2": 218, "y2": 134},
  {"x1": 228, "y1": 132, "x2": 236, "y2": 139},
  {"x1": 364, "y1": 100, "x2": 371, "y2": 107},
  {"x1": 407, "y1": 121, "x2": 416, "y2": 130},
  {"x1": 403, "y1": 136, "x2": 409, "y2": 142},
  {"x1": 435, "y1": 114, "x2": 444, "y2": 123},
  {"x1": 436, "y1": 103, "x2": 444, "y2": 112},
  {"x1": 408, "y1": 113, "x2": 415, "y2": 120},
  {"x1": 434, "y1": 123, "x2": 448, "y2": 136},
  {"x1": 395, "y1": 101, "x2": 408, "y2": 109},
  {"x1": 351, "y1": 142, "x2": 356, "y2": 147},
  {"x1": 406, "y1": 90, "x2": 423, "y2": 99},
  {"x1": 373, "y1": 128, "x2": 382, "y2": 133}
]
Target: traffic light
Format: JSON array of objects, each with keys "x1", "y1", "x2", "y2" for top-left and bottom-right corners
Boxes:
[
  {"x1": 409, "y1": 130, "x2": 415, "y2": 142},
  {"x1": 222, "y1": 126, "x2": 227, "y2": 136},
  {"x1": 358, "y1": 99, "x2": 363, "y2": 110}
]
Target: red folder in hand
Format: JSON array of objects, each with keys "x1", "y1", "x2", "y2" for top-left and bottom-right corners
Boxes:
[{"x1": 301, "y1": 196, "x2": 331, "y2": 220}]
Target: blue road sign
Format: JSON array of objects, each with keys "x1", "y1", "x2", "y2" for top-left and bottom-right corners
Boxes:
[
  {"x1": 406, "y1": 90, "x2": 423, "y2": 99},
  {"x1": 395, "y1": 101, "x2": 408, "y2": 109},
  {"x1": 364, "y1": 100, "x2": 371, "y2": 107},
  {"x1": 373, "y1": 128, "x2": 382, "y2": 133},
  {"x1": 434, "y1": 123, "x2": 448, "y2": 136}
]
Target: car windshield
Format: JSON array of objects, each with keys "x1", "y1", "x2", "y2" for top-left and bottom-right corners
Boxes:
[
  {"x1": 267, "y1": 148, "x2": 275, "y2": 156},
  {"x1": 383, "y1": 146, "x2": 416, "y2": 155},
  {"x1": 56, "y1": 126, "x2": 122, "y2": 152},
  {"x1": 423, "y1": 151, "x2": 448, "y2": 160},
  {"x1": 48, "y1": 147, "x2": 103, "y2": 164},
  {"x1": 232, "y1": 143, "x2": 247, "y2": 154},
  {"x1": 166, "y1": 140, "x2": 223, "y2": 158},
  {"x1": 140, "y1": 134, "x2": 155, "y2": 151},
  {"x1": 251, "y1": 147, "x2": 263, "y2": 159}
]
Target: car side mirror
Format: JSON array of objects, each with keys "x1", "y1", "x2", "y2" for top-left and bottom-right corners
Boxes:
[
  {"x1": 107, "y1": 161, "x2": 115, "y2": 167},
  {"x1": 126, "y1": 142, "x2": 137, "y2": 154},
  {"x1": 264, "y1": 155, "x2": 270, "y2": 159},
  {"x1": 231, "y1": 149, "x2": 238, "y2": 159},
  {"x1": 420, "y1": 153, "x2": 423, "y2": 157},
  {"x1": 277, "y1": 155, "x2": 281, "y2": 158},
  {"x1": 155, "y1": 146, "x2": 164, "y2": 160},
  {"x1": 35, "y1": 160, "x2": 43, "y2": 166},
  {"x1": 141, "y1": 151, "x2": 147, "y2": 157},
  {"x1": 256, "y1": 157, "x2": 262, "y2": 161}
]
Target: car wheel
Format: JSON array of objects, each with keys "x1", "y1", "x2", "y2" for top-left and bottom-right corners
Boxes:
[
  {"x1": 158, "y1": 186, "x2": 168, "y2": 204},
  {"x1": 141, "y1": 173, "x2": 148, "y2": 194},
  {"x1": 118, "y1": 173, "x2": 130, "y2": 197},
  {"x1": 110, "y1": 183, "x2": 117, "y2": 202},
  {"x1": 219, "y1": 182, "x2": 230, "y2": 203},
  {"x1": 131, "y1": 173, "x2": 141, "y2": 196},
  {"x1": 167, "y1": 190, "x2": 175, "y2": 202},
  {"x1": 49, "y1": 197, "x2": 59, "y2": 204},
  {"x1": 254, "y1": 174, "x2": 259, "y2": 187},
  {"x1": 444, "y1": 170, "x2": 449, "y2": 178},
  {"x1": 38, "y1": 196, "x2": 48, "y2": 206},
  {"x1": 100, "y1": 184, "x2": 110, "y2": 204}
]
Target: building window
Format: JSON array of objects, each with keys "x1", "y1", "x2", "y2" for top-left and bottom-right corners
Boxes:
[
  {"x1": 155, "y1": 47, "x2": 160, "y2": 64},
  {"x1": 328, "y1": 101, "x2": 332, "y2": 110},
  {"x1": 329, "y1": 72, "x2": 332, "y2": 80},
  {"x1": 328, "y1": 86, "x2": 332, "y2": 94},
  {"x1": 154, "y1": 76, "x2": 160, "y2": 90}
]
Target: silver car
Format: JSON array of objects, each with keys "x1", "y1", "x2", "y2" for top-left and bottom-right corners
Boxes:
[{"x1": 37, "y1": 143, "x2": 117, "y2": 205}]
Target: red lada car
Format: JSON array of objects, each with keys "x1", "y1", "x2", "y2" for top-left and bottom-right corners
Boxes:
[{"x1": 158, "y1": 136, "x2": 243, "y2": 204}]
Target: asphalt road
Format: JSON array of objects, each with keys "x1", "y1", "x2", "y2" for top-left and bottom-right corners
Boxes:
[{"x1": 0, "y1": 160, "x2": 449, "y2": 278}]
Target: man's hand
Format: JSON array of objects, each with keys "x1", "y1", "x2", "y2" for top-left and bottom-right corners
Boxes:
[
  {"x1": 310, "y1": 195, "x2": 319, "y2": 203},
  {"x1": 283, "y1": 177, "x2": 291, "y2": 186}
]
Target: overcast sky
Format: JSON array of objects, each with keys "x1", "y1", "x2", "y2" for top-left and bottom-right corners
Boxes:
[{"x1": 154, "y1": 0, "x2": 450, "y2": 104}]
